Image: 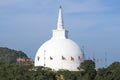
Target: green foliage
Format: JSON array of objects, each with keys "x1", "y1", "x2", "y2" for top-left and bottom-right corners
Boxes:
[
  {"x1": 0, "y1": 47, "x2": 120, "y2": 80},
  {"x1": 0, "y1": 47, "x2": 28, "y2": 64},
  {"x1": 0, "y1": 63, "x2": 57, "y2": 80},
  {"x1": 57, "y1": 70, "x2": 77, "y2": 80},
  {"x1": 56, "y1": 60, "x2": 97, "y2": 80},
  {"x1": 79, "y1": 60, "x2": 96, "y2": 80},
  {"x1": 95, "y1": 62, "x2": 120, "y2": 80},
  {"x1": 80, "y1": 60, "x2": 96, "y2": 72},
  {"x1": 0, "y1": 60, "x2": 120, "y2": 80}
]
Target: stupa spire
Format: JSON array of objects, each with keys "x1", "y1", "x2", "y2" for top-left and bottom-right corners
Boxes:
[{"x1": 57, "y1": 5, "x2": 64, "y2": 30}]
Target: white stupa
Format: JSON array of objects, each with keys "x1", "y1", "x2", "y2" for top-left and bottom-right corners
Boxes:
[{"x1": 35, "y1": 6, "x2": 83, "y2": 71}]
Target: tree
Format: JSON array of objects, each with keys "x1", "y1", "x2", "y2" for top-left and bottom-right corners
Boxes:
[
  {"x1": 79, "y1": 60, "x2": 96, "y2": 80},
  {"x1": 57, "y1": 70, "x2": 77, "y2": 80},
  {"x1": 95, "y1": 62, "x2": 120, "y2": 80}
]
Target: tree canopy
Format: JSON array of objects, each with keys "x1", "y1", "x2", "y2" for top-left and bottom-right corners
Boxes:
[
  {"x1": 0, "y1": 47, "x2": 28, "y2": 64},
  {"x1": 0, "y1": 47, "x2": 120, "y2": 80},
  {"x1": 95, "y1": 62, "x2": 120, "y2": 80}
]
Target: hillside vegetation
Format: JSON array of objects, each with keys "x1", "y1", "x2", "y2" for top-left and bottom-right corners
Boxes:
[
  {"x1": 0, "y1": 47, "x2": 28, "y2": 64},
  {"x1": 0, "y1": 60, "x2": 120, "y2": 80},
  {"x1": 0, "y1": 47, "x2": 120, "y2": 80}
]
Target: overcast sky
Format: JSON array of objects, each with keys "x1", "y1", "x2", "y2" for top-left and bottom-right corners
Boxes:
[{"x1": 0, "y1": 0, "x2": 120, "y2": 68}]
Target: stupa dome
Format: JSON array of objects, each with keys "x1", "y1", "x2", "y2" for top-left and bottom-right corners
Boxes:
[{"x1": 35, "y1": 6, "x2": 83, "y2": 71}]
